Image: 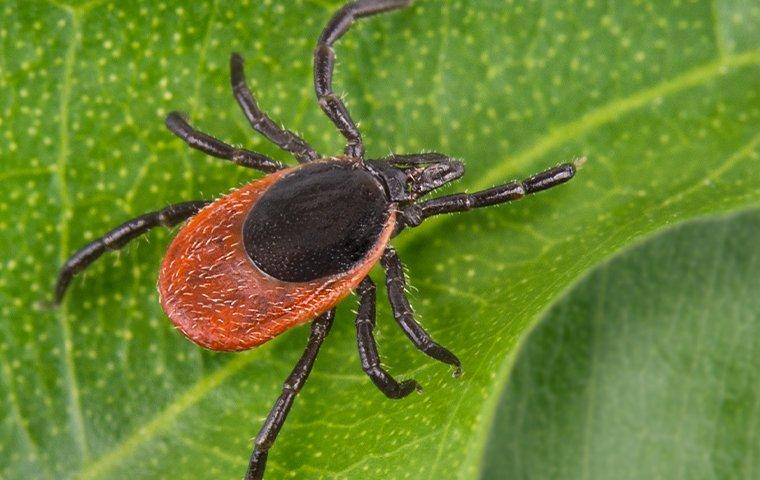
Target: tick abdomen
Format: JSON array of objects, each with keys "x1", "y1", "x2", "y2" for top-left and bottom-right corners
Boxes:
[{"x1": 244, "y1": 160, "x2": 391, "y2": 282}]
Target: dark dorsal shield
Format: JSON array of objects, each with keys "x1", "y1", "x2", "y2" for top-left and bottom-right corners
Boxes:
[{"x1": 243, "y1": 161, "x2": 390, "y2": 282}]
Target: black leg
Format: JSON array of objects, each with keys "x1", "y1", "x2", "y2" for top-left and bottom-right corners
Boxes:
[
  {"x1": 380, "y1": 248, "x2": 462, "y2": 376},
  {"x1": 55, "y1": 200, "x2": 210, "y2": 303},
  {"x1": 165, "y1": 112, "x2": 285, "y2": 173},
  {"x1": 382, "y1": 152, "x2": 452, "y2": 166},
  {"x1": 246, "y1": 309, "x2": 335, "y2": 480},
  {"x1": 402, "y1": 162, "x2": 577, "y2": 228},
  {"x1": 230, "y1": 53, "x2": 320, "y2": 163},
  {"x1": 314, "y1": 0, "x2": 411, "y2": 158},
  {"x1": 355, "y1": 276, "x2": 421, "y2": 399}
]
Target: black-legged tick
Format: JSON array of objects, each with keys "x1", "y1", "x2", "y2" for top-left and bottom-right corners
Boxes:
[{"x1": 56, "y1": 1, "x2": 577, "y2": 478}]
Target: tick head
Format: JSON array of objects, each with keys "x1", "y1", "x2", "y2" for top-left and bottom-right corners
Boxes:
[
  {"x1": 366, "y1": 154, "x2": 465, "y2": 203},
  {"x1": 405, "y1": 158, "x2": 464, "y2": 198}
]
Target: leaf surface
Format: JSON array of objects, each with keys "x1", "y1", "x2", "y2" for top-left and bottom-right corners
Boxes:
[
  {"x1": 482, "y1": 210, "x2": 760, "y2": 480},
  {"x1": 0, "y1": 0, "x2": 758, "y2": 478}
]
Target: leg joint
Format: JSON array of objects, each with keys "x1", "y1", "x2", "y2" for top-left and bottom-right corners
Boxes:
[
  {"x1": 254, "y1": 434, "x2": 274, "y2": 450},
  {"x1": 314, "y1": 43, "x2": 334, "y2": 60},
  {"x1": 400, "y1": 205, "x2": 423, "y2": 227},
  {"x1": 281, "y1": 381, "x2": 300, "y2": 396},
  {"x1": 317, "y1": 93, "x2": 340, "y2": 110}
]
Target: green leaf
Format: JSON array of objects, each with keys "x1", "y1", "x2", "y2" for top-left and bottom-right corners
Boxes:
[
  {"x1": 481, "y1": 210, "x2": 760, "y2": 480},
  {"x1": 0, "y1": 0, "x2": 758, "y2": 479}
]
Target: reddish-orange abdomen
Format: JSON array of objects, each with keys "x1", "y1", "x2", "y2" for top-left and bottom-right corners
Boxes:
[{"x1": 158, "y1": 166, "x2": 395, "y2": 351}]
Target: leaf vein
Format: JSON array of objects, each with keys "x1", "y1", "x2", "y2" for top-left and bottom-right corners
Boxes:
[{"x1": 54, "y1": 9, "x2": 90, "y2": 464}]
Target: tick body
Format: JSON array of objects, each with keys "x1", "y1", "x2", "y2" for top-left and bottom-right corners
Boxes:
[
  {"x1": 56, "y1": 1, "x2": 578, "y2": 478},
  {"x1": 159, "y1": 160, "x2": 396, "y2": 351}
]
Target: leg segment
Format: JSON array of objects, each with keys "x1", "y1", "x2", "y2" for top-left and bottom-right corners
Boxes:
[
  {"x1": 165, "y1": 112, "x2": 285, "y2": 173},
  {"x1": 314, "y1": 0, "x2": 411, "y2": 158},
  {"x1": 55, "y1": 200, "x2": 210, "y2": 303},
  {"x1": 355, "y1": 276, "x2": 421, "y2": 399},
  {"x1": 230, "y1": 53, "x2": 320, "y2": 163},
  {"x1": 382, "y1": 152, "x2": 452, "y2": 166},
  {"x1": 246, "y1": 309, "x2": 335, "y2": 480},
  {"x1": 381, "y1": 248, "x2": 462, "y2": 376},
  {"x1": 402, "y1": 162, "x2": 576, "y2": 228}
]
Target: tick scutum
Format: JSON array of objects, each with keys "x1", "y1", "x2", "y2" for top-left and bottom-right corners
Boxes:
[{"x1": 243, "y1": 160, "x2": 391, "y2": 282}]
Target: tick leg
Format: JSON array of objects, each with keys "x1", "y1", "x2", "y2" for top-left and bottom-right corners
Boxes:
[
  {"x1": 355, "y1": 276, "x2": 421, "y2": 399},
  {"x1": 246, "y1": 309, "x2": 335, "y2": 480},
  {"x1": 230, "y1": 53, "x2": 320, "y2": 163},
  {"x1": 55, "y1": 201, "x2": 210, "y2": 303},
  {"x1": 165, "y1": 112, "x2": 286, "y2": 173},
  {"x1": 401, "y1": 162, "x2": 577, "y2": 228},
  {"x1": 382, "y1": 152, "x2": 453, "y2": 166},
  {"x1": 380, "y1": 248, "x2": 462, "y2": 376},
  {"x1": 314, "y1": 0, "x2": 411, "y2": 158}
]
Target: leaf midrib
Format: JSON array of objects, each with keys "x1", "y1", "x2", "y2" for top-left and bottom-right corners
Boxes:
[{"x1": 54, "y1": 5, "x2": 89, "y2": 466}]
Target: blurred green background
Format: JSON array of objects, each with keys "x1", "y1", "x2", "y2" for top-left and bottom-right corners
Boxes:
[{"x1": 1, "y1": 0, "x2": 758, "y2": 478}]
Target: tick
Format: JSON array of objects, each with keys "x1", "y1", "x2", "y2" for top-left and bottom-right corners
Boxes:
[{"x1": 55, "y1": 1, "x2": 577, "y2": 478}]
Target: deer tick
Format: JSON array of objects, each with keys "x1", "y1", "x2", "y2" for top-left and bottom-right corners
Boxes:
[{"x1": 56, "y1": 1, "x2": 577, "y2": 478}]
